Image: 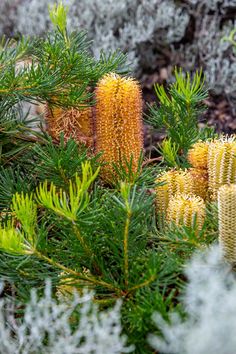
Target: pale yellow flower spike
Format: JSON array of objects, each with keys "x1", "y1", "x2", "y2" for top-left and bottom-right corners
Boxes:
[
  {"x1": 208, "y1": 138, "x2": 236, "y2": 200},
  {"x1": 95, "y1": 73, "x2": 143, "y2": 183},
  {"x1": 218, "y1": 184, "x2": 236, "y2": 263},
  {"x1": 155, "y1": 169, "x2": 194, "y2": 219},
  {"x1": 167, "y1": 193, "x2": 206, "y2": 233}
]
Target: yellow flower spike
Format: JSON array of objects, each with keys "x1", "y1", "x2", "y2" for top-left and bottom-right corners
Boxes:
[
  {"x1": 45, "y1": 105, "x2": 93, "y2": 146},
  {"x1": 155, "y1": 169, "x2": 194, "y2": 218},
  {"x1": 218, "y1": 184, "x2": 236, "y2": 263},
  {"x1": 208, "y1": 137, "x2": 236, "y2": 200},
  {"x1": 188, "y1": 168, "x2": 208, "y2": 200},
  {"x1": 167, "y1": 193, "x2": 206, "y2": 232},
  {"x1": 95, "y1": 73, "x2": 143, "y2": 182},
  {"x1": 187, "y1": 140, "x2": 209, "y2": 169}
]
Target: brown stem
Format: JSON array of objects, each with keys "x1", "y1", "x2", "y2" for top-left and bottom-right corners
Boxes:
[
  {"x1": 32, "y1": 249, "x2": 122, "y2": 294},
  {"x1": 142, "y1": 157, "x2": 162, "y2": 167},
  {"x1": 127, "y1": 274, "x2": 156, "y2": 294}
]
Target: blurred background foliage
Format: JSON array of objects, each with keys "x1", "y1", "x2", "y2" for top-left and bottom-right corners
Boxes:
[
  {"x1": 0, "y1": 0, "x2": 235, "y2": 145},
  {"x1": 0, "y1": 2, "x2": 235, "y2": 98}
]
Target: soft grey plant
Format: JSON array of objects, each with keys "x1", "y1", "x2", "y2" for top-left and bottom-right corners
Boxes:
[
  {"x1": 0, "y1": 280, "x2": 133, "y2": 354},
  {"x1": 12, "y1": 0, "x2": 190, "y2": 69},
  {"x1": 188, "y1": 0, "x2": 236, "y2": 10},
  {"x1": 0, "y1": 0, "x2": 19, "y2": 36},
  {"x1": 5, "y1": 0, "x2": 235, "y2": 105},
  {"x1": 149, "y1": 245, "x2": 236, "y2": 354},
  {"x1": 1, "y1": 0, "x2": 236, "y2": 105},
  {"x1": 179, "y1": 14, "x2": 236, "y2": 108}
]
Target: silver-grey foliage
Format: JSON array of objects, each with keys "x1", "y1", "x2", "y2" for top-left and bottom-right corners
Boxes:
[
  {"x1": 0, "y1": 0, "x2": 20, "y2": 36},
  {"x1": 177, "y1": 3, "x2": 236, "y2": 107},
  {"x1": 0, "y1": 0, "x2": 236, "y2": 102},
  {"x1": 0, "y1": 281, "x2": 133, "y2": 354},
  {"x1": 149, "y1": 245, "x2": 236, "y2": 354},
  {"x1": 13, "y1": 0, "x2": 189, "y2": 70}
]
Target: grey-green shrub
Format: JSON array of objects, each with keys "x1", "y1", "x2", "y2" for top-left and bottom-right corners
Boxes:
[
  {"x1": 0, "y1": 281, "x2": 133, "y2": 354},
  {"x1": 149, "y1": 245, "x2": 236, "y2": 354},
  {"x1": 13, "y1": 0, "x2": 189, "y2": 70}
]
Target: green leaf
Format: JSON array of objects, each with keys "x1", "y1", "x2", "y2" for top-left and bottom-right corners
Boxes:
[
  {"x1": 147, "y1": 68, "x2": 211, "y2": 158},
  {"x1": 36, "y1": 161, "x2": 100, "y2": 221},
  {"x1": 49, "y1": 1, "x2": 68, "y2": 34},
  {"x1": 158, "y1": 139, "x2": 181, "y2": 167},
  {"x1": 12, "y1": 192, "x2": 37, "y2": 242},
  {"x1": 0, "y1": 222, "x2": 26, "y2": 255}
]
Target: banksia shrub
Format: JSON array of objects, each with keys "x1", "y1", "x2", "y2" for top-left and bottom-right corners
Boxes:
[
  {"x1": 187, "y1": 141, "x2": 209, "y2": 169},
  {"x1": 188, "y1": 168, "x2": 208, "y2": 200},
  {"x1": 45, "y1": 105, "x2": 93, "y2": 146},
  {"x1": 95, "y1": 73, "x2": 143, "y2": 182},
  {"x1": 167, "y1": 193, "x2": 206, "y2": 232},
  {"x1": 218, "y1": 184, "x2": 236, "y2": 263},
  {"x1": 208, "y1": 137, "x2": 236, "y2": 200},
  {"x1": 155, "y1": 170, "x2": 194, "y2": 217}
]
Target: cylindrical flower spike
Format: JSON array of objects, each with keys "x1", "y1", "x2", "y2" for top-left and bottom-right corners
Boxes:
[
  {"x1": 155, "y1": 169, "x2": 194, "y2": 218},
  {"x1": 187, "y1": 141, "x2": 209, "y2": 169},
  {"x1": 218, "y1": 184, "x2": 236, "y2": 263},
  {"x1": 45, "y1": 105, "x2": 93, "y2": 146},
  {"x1": 167, "y1": 193, "x2": 206, "y2": 232},
  {"x1": 188, "y1": 168, "x2": 208, "y2": 200},
  {"x1": 95, "y1": 73, "x2": 143, "y2": 182},
  {"x1": 208, "y1": 137, "x2": 236, "y2": 200}
]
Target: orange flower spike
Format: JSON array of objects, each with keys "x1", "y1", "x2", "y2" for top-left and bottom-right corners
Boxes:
[
  {"x1": 95, "y1": 73, "x2": 143, "y2": 182},
  {"x1": 45, "y1": 105, "x2": 93, "y2": 146},
  {"x1": 188, "y1": 168, "x2": 208, "y2": 200},
  {"x1": 187, "y1": 141, "x2": 209, "y2": 169}
]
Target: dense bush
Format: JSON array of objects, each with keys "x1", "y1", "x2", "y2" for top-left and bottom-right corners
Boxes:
[{"x1": 0, "y1": 2, "x2": 236, "y2": 354}]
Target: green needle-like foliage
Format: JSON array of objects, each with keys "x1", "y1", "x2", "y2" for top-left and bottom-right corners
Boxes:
[
  {"x1": 0, "y1": 166, "x2": 33, "y2": 210},
  {"x1": 12, "y1": 192, "x2": 37, "y2": 240},
  {"x1": 0, "y1": 2, "x2": 129, "y2": 164},
  {"x1": 0, "y1": 3, "x2": 222, "y2": 353},
  {"x1": 32, "y1": 135, "x2": 100, "y2": 187},
  {"x1": 0, "y1": 104, "x2": 40, "y2": 164},
  {"x1": 157, "y1": 138, "x2": 181, "y2": 167},
  {"x1": 0, "y1": 143, "x2": 219, "y2": 353},
  {"x1": 0, "y1": 222, "x2": 26, "y2": 255},
  {"x1": 36, "y1": 161, "x2": 100, "y2": 222},
  {"x1": 148, "y1": 68, "x2": 211, "y2": 163},
  {"x1": 49, "y1": 1, "x2": 68, "y2": 34}
]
